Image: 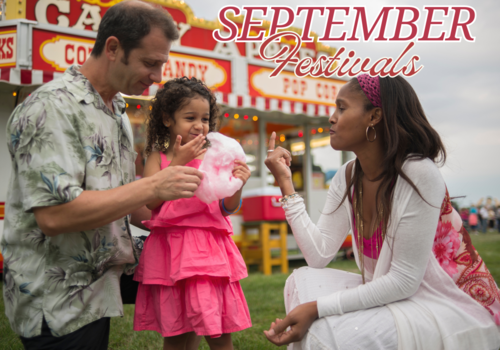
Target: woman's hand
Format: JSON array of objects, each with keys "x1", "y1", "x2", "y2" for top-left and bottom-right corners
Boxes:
[
  {"x1": 264, "y1": 301, "x2": 319, "y2": 347},
  {"x1": 264, "y1": 132, "x2": 295, "y2": 195},
  {"x1": 171, "y1": 134, "x2": 206, "y2": 166},
  {"x1": 233, "y1": 160, "x2": 251, "y2": 186}
]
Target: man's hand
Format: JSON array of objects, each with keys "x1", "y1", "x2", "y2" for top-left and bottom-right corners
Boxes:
[
  {"x1": 152, "y1": 165, "x2": 203, "y2": 201},
  {"x1": 170, "y1": 134, "x2": 206, "y2": 166},
  {"x1": 264, "y1": 301, "x2": 319, "y2": 347}
]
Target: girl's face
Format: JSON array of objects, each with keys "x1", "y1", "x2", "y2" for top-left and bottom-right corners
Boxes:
[
  {"x1": 165, "y1": 95, "x2": 210, "y2": 145},
  {"x1": 329, "y1": 82, "x2": 375, "y2": 152}
]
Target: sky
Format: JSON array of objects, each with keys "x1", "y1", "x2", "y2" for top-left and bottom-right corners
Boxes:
[{"x1": 184, "y1": 0, "x2": 500, "y2": 206}]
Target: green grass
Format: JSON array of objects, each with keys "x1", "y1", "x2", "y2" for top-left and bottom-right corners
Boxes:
[
  {"x1": 469, "y1": 230, "x2": 500, "y2": 283},
  {"x1": 1, "y1": 231, "x2": 499, "y2": 349}
]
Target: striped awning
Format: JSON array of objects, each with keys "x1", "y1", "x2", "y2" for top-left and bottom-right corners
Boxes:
[
  {"x1": 0, "y1": 68, "x2": 64, "y2": 85},
  {"x1": 213, "y1": 92, "x2": 335, "y2": 117},
  {"x1": 1, "y1": 68, "x2": 335, "y2": 117}
]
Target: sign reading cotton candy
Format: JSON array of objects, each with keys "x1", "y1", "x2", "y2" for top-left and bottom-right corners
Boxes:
[{"x1": 195, "y1": 133, "x2": 246, "y2": 204}]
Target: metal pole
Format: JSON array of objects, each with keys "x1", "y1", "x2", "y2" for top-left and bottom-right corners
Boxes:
[
  {"x1": 259, "y1": 118, "x2": 267, "y2": 188},
  {"x1": 304, "y1": 125, "x2": 313, "y2": 214}
]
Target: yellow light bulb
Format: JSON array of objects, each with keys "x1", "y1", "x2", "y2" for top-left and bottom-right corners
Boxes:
[
  {"x1": 234, "y1": 114, "x2": 239, "y2": 119},
  {"x1": 253, "y1": 116, "x2": 258, "y2": 121}
]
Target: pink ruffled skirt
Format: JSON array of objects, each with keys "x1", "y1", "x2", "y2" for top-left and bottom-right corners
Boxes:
[{"x1": 133, "y1": 226, "x2": 251, "y2": 337}]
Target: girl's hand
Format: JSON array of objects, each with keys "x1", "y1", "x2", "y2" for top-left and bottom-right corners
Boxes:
[
  {"x1": 264, "y1": 302, "x2": 319, "y2": 347},
  {"x1": 232, "y1": 160, "x2": 251, "y2": 186},
  {"x1": 171, "y1": 134, "x2": 206, "y2": 166},
  {"x1": 264, "y1": 131, "x2": 292, "y2": 183}
]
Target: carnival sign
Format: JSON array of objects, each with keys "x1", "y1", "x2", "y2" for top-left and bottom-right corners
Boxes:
[
  {"x1": 40, "y1": 34, "x2": 94, "y2": 71},
  {"x1": 32, "y1": 28, "x2": 232, "y2": 92},
  {"x1": 18, "y1": 0, "x2": 335, "y2": 63},
  {"x1": 248, "y1": 65, "x2": 344, "y2": 106},
  {"x1": 0, "y1": 27, "x2": 17, "y2": 68},
  {"x1": 163, "y1": 53, "x2": 230, "y2": 91}
]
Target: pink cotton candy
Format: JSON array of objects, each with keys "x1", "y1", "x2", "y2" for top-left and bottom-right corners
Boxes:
[{"x1": 195, "y1": 132, "x2": 246, "y2": 204}]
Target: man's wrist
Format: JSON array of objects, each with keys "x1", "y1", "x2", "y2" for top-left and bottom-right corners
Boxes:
[{"x1": 145, "y1": 173, "x2": 161, "y2": 201}]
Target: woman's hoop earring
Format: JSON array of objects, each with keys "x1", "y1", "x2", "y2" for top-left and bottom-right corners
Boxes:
[{"x1": 366, "y1": 125, "x2": 376, "y2": 142}]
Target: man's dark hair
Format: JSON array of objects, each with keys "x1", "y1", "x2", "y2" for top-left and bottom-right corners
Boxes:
[{"x1": 92, "y1": 1, "x2": 179, "y2": 63}]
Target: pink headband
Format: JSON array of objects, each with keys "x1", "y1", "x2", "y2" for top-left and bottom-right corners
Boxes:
[{"x1": 356, "y1": 74, "x2": 381, "y2": 108}]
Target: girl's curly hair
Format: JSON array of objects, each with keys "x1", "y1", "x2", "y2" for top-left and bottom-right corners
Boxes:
[{"x1": 144, "y1": 76, "x2": 219, "y2": 156}]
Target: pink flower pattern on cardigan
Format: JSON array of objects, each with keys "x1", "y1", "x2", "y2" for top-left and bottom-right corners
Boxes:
[
  {"x1": 435, "y1": 189, "x2": 500, "y2": 324},
  {"x1": 433, "y1": 220, "x2": 461, "y2": 277}
]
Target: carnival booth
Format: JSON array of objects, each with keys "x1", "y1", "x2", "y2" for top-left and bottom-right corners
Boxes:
[{"x1": 0, "y1": 0, "x2": 350, "y2": 263}]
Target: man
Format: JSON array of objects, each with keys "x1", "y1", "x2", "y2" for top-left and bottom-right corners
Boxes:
[{"x1": 2, "y1": 1, "x2": 203, "y2": 348}]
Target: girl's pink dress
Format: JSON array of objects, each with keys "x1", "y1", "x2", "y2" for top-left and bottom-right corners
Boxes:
[{"x1": 133, "y1": 155, "x2": 252, "y2": 337}]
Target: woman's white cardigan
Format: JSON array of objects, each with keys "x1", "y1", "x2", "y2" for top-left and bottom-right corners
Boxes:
[{"x1": 284, "y1": 158, "x2": 500, "y2": 350}]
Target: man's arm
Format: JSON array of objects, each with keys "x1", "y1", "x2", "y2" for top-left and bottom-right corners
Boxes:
[{"x1": 33, "y1": 166, "x2": 202, "y2": 236}]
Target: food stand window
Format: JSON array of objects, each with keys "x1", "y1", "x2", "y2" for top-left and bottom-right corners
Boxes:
[
  {"x1": 218, "y1": 110, "x2": 260, "y2": 176},
  {"x1": 125, "y1": 98, "x2": 151, "y2": 179},
  {"x1": 290, "y1": 128, "x2": 341, "y2": 190}
]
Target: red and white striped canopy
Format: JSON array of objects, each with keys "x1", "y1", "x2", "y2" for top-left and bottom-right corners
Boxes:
[
  {"x1": 1, "y1": 68, "x2": 335, "y2": 117},
  {"x1": 213, "y1": 92, "x2": 335, "y2": 118},
  {"x1": 0, "y1": 68, "x2": 64, "y2": 85}
]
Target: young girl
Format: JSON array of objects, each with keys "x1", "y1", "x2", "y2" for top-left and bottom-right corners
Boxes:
[{"x1": 134, "y1": 77, "x2": 252, "y2": 350}]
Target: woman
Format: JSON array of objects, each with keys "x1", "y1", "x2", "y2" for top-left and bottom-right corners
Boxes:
[{"x1": 264, "y1": 75, "x2": 500, "y2": 350}]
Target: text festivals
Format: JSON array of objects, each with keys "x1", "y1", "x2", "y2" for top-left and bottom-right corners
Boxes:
[{"x1": 214, "y1": 6, "x2": 476, "y2": 78}]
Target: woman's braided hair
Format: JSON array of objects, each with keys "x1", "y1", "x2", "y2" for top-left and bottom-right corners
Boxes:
[{"x1": 144, "y1": 77, "x2": 219, "y2": 157}]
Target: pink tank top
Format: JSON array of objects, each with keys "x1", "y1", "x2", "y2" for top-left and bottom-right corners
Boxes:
[
  {"x1": 351, "y1": 185, "x2": 384, "y2": 260},
  {"x1": 141, "y1": 153, "x2": 233, "y2": 234},
  {"x1": 352, "y1": 215, "x2": 384, "y2": 259}
]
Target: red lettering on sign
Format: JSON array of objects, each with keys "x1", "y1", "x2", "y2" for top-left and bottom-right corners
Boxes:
[
  {"x1": 6, "y1": 37, "x2": 14, "y2": 59},
  {"x1": 77, "y1": 46, "x2": 86, "y2": 64},
  {"x1": 0, "y1": 38, "x2": 5, "y2": 59},
  {"x1": 300, "y1": 81, "x2": 307, "y2": 95},
  {"x1": 188, "y1": 63, "x2": 196, "y2": 78},
  {"x1": 283, "y1": 77, "x2": 290, "y2": 93},
  {"x1": 283, "y1": 77, "x2": 307, "y2": 96},
  {"x1": 198, "y1": 64, "x2": 208, "y2": 81},
  {"x1": 65, "y1": 44, "x2": 74, "y2": 64},
  {"x1": 163, "y1": 60, "x2": 173, "y2": 78},
  {"x1": 176, "y1": 61, "x2": 185, "y2": 77},
  {"x1": 315, "y1": 84, "x2": 337, "y2": 100}
]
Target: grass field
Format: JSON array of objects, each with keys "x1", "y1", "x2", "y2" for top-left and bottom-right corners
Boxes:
[{"x1": 1, "y1": 231, "x2": 499, "y2": 350}]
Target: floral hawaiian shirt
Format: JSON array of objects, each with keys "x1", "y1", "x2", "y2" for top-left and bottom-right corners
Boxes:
[{"x1": 2, "y1": 65, "x2": 138, "y2": 337}]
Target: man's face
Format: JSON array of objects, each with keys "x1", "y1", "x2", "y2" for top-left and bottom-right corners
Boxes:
[{"x1": 113, "y1": 26, "x2": 171, "y2": 95}]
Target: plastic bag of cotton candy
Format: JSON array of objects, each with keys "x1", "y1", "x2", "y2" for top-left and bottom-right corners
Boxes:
[{"x1": 194, "y1": 132, "x2": 246, "y2": 204}]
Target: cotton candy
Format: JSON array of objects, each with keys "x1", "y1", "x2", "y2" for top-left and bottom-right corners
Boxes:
[{"x1": 194, "y1": 132, "x2": 246, "y2": 204}]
